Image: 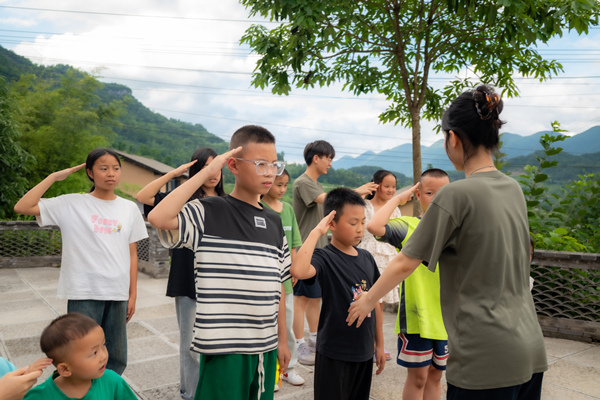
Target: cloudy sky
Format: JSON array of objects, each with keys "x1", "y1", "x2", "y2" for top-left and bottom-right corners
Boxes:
[{"x1": 1, "y1": 0, "x2": 599, "y2": 164}]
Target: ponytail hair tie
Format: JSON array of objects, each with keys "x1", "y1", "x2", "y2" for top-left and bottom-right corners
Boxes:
[{"x1": 473, "y1": 89, "x2": 500, "y2": 120}]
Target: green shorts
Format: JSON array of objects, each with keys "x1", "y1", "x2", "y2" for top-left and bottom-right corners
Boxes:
[{"x1": 195, "y1": 349, "x2": 277, "y2": 400}]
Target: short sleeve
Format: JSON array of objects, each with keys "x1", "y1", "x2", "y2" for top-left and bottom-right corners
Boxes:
[
  {"x1": 280, "y1": 236, "x2": 292, "y2": 282},
  {"x1": 156, "y1": 200, "x2": 205, "y2": 251},
  {"x1": 128, "y1": 203, "x2": 149, "y2": 244},
  {"x1": 36, "y1": 195, "x2": 69, "y2": 227},
  {"x1": 296, "y1": 178, "x2": 323, "y2": 207},
  {"x1": 143, "y1": 191, "x2": 168, "y2": 218},
  {"x1": 290, "y1": 214, "x2": 302, "y2": 249},
  {"x1": 377, "y1": 218, "x2": 410, "y2": 248},
  {"x1": 401, "y1": 203, "x2": 458, "y2": 272}
]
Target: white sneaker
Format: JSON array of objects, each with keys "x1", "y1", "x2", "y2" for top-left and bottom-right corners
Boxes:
[
  {"x1": 308, "y1": 336, "x2": 317, "y2": 353},
  {"x1": 297, "y1": 342, "x2": 315, "y2": 365},
  {"x1": 282, "y1": 370, "x2": 305, "y2": 386}
]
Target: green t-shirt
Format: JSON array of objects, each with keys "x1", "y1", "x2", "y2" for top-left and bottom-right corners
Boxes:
[
  {"x1": 380, "y1": 216, "x2": 447, "y2": 340},
  {"x1": 24, "y1": 369, "x2": 138, "y2": 400},
  {"x1": 293, "y1": 173, "x2": 328, "y2": 249},
  {"x1": 402, "y1": 170, "x2": 547, "y2": 390},
  {"x1": 262, "y1": 201, "x2": 302, "y2": 294}
]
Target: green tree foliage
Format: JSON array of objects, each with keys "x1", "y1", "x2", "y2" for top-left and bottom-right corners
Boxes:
[
  {"x1": 240, "y1": 0, "x2": 599, "y2": 201},
  {"x1": 0, "y1": 77, "x2": 33, "y2": 219},
  {"x1": 517, "y1": 122, "x2": 600, "y2": 252},
  {"x1": 10, "y1": 67, "x2": 125, "y2": 197},
  {"x1": 103, "y1": 83, "x2": 228, "y2": 167}
]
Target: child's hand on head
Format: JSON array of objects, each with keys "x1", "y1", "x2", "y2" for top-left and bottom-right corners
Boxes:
[
  {"x1": 314, "y1": 210, "x2": 336, "y2": 237},
  {"x1": 394, "y1": 182, "x2": 420, "y2": 206},
  {"x1": 24, "y1": 357, "x2": 52, "y2": 374},
  {"x1": 0, "y1": 365, "x2": 48, "y2": 400},
  {"x1": 212, "y1": 147, "x2": 243, "y2": 175},
  {"x1": 172, "y1": 160, "x2": 197, "y2": 177},
  {"x1": 355, "y1": 182, "x2": 378, "y2": 197},
  {"x1": 51, "y1": 164, "x2": 86, "y2": 182}
]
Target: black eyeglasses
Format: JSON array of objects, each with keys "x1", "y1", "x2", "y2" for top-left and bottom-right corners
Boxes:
[{"x1": 235, "y1": 158, "x2": 286, "y2": 176}]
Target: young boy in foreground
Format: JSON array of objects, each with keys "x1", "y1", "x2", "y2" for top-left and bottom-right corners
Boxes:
[
  {"x1": 291, "y1": 188, "x2": 385, "y2": 400},
  {"x1": 23, "y1": 313, "x2": 137, "y2": 400},
  {"x1": 148, "y1": 125, "x2": 290, "y2": 400},
  {"x1": 367, "y1": 169, "x2": 450, "y2": 400}
]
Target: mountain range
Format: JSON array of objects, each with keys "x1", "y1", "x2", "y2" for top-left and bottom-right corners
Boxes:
[{"x1": 334, "y1": 127, "x2": 600, "y2": 176}]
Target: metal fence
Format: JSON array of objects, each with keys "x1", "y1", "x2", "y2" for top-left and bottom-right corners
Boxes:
[
  {"x1": 1, "y1": 221, "x2": 599, "y2": 341},
  {"x1": 0, "y1": 221, "x2": 168, "y2": 277}
]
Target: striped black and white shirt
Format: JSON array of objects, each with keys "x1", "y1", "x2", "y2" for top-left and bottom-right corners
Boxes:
[{"x1": 157, "y1": 195, "x2": 291, "y2": 355}]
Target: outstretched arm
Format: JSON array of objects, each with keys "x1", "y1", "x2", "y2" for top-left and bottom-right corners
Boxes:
[
  {"x1": 148, "y1": 148, "x2": 241, "y2": 231},
  {"x1": 367, "y1": 183, "x2": 420, "y2": 237},
  {"x1": 290, "y1": 211, "x2": 335, "y2": 280},
  {"x1": 354, "y1": 182, "x2": 379, "y2": 198},
  {"x1": 136, "y1": 160, "x2": 197, "y2": 206},
  {"x1": 14, "y1": 164, "x2": 86, "y2": 216},
  {"x1": 347, "y1": 251, "x2": 421, "y2": 328}
]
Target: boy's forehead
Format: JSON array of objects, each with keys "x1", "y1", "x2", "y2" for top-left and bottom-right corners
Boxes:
[
  {"x1": 340, "y1": 203, "x2": 365, "y2": 217},
  {"x1": 421, "y1": 176, "x2": 450, "y2": 189},
  {"x1": 240, "y1": 142, "x2": 277, "y2": 160}
]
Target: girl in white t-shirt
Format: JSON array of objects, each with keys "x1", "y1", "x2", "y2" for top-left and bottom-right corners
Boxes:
[{"x1": 14, "y1": 148, "x2": 148, "y2": 375}]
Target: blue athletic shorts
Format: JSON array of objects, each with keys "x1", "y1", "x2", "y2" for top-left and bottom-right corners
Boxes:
[
  {"x1": 293, "y1": 279, "x2": 322, "y2": 298},
  {"x1": 397, "y1": 333, "x2": 448, "y2": 370}
]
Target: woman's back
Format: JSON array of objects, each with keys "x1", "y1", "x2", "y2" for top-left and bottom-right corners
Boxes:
[{"x1": 408, "y1": 170, "x2": 547, "y2": 389}]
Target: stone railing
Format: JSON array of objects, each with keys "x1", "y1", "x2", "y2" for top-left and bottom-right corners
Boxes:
[
  {"x1": 0, "y1": 221, "x2": 170, "y2": 278},
  {"x1": 2, "y1": 221, "x2": 599, "y2": 341},
  {"x1": 532, "y1": 250, "x2": 600, "y2": 342}
]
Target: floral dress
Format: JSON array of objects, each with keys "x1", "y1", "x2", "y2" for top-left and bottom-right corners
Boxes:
[{"x1": 358, "y1": 200, "x2": 402, "y2": 304}]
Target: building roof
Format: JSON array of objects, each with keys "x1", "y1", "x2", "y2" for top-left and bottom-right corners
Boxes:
[{"x1": 112, "y1": 149, "x2": 176, "y2": 175}]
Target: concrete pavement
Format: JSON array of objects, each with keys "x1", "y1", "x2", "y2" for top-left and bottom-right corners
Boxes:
[{"x1": 1, "y1": 267, "x2": 599, "y2": 399}]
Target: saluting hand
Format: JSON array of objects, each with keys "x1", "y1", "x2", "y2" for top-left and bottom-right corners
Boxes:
[{"x1": 51, "y1": 163, "x2": 86, "y2": 182}]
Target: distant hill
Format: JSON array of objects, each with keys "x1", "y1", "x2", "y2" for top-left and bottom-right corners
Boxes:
[
  {"x1": 0, "y1": 45, "x2": 227, "y2": 167},
  {"x1": 334, "y1": 127, "x2": 600, "y2": 177}
]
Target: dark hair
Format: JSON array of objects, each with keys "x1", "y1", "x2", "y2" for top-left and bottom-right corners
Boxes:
[
  {"x1": 303, "y1": 140, "x2": 335, "y2": 165},
  {"x1": 441, "y1": 85, "x2": 505, "y2": 165},
  {"x1": 40, "y1": 313, "x2": 100, "y2": 366},
  {"x1": 188, "y1": 148, "x2": 225, "y2": 200},
  {"x1": 365, "y1": 169, "x2": 397, "y2": 200},
  {"x1": 421, "y1": 168, "x2": 449, "y2": 182},
  {"x1": 86, "y1": 148, "x2": 121, "y2": 192},
  {"x1": 278, "y1": 169, "x2": 290, "y2": 180},
  {"x1": 229, "y1": 125, "x2": 275, "y2": 153},
  {"x1": 324, "y1": 187, "x2": 365, "y2": 222}
]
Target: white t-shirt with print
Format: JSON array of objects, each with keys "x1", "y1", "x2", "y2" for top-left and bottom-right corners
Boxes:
[{"x1": 37, "y1": 193, "x2": 148, "y2": 300}]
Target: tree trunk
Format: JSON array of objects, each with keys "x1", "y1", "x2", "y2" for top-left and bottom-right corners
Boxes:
[{"x1": 411, "y1": 109, "x2": 423, "y2": 216}]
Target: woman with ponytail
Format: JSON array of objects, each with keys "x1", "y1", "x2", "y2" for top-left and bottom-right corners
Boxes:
[{"x1": 348, "y1": 85, "x2": 547, "y2": 399}]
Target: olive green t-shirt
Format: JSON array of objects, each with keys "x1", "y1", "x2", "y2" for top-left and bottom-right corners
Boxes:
[
  {"x1": 293, "y1": 172, "x2": 328, "y2": 249},
  {"x1": 402, "y1": 170, "x2": 547, "y2": 390}
]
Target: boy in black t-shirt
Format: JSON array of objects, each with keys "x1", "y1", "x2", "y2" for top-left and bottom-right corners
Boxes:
[{"x1": 291, "y1": 187, "x2": 385, "y2": 400}]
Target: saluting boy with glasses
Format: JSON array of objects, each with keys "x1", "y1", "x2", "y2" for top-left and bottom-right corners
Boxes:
[{"x1": 149, "y1": 125, "x2": 290, "y2": 400}]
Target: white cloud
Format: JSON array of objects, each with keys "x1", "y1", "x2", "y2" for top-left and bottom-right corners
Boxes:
[{"x1": 2, "y1": 0, "x2": 599, "y2": 164}]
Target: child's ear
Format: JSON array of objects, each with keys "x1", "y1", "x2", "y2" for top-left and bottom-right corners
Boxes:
[
  {"x1": 329, "y1": 219, "x2": 337, "y2": 231},
  {"x1": 56, "y1": 362, "x2": 72, "y2": 377},
  {"x1": 86, "y1": 169, "x2": 93, "y2": 181},
  {"x1": 415, "y1": 188, "x2": 421, "y2": 201},
  {"x1": 227, "y1": 157, "x2": 239, "y2": 175}
]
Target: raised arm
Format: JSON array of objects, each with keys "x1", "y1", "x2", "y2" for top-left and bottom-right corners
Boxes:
[
  {"x1": 354, "y1": 182, "x2": 379, "y2": 198},
  {"x1": 347, "y1": 251, "x2": 422, "y2": 328},
  {"x1": 14, "y1": 164, "x2": 86, "y2": 216},
  {"x1": 136, "y1": 160, "x2": 196, "y2": 206},
  {"x1": 291, "y1": 211, "x2": 336, "y2": 280},
  {"x1": 367, "y1": 182, "x2": 420, "y2": 237},
  {"x1": 148, "y1": 148, "x2": 240, "y2": 231}
]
